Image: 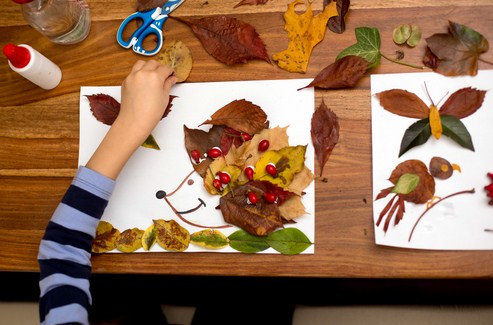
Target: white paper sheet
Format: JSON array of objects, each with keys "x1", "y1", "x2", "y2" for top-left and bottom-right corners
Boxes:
[
  {"x1": 79, "y1": 79, "x2": 315, "y2": 253},
  {"x1": 371, "y1": 70, "x2": 493, "y2": 250}
]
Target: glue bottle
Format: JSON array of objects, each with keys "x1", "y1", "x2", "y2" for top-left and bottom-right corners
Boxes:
[{"x1": 3, "y1": 43, "x2": 62, "y2": 90}]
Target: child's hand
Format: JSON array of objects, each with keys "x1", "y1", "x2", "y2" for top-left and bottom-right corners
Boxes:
[
  {"x1": 117, "y1": 60, "x2": 177, "y2": 146},
  {"x1": 86, "y1": 60, "x2": 176, "y2": 180}
]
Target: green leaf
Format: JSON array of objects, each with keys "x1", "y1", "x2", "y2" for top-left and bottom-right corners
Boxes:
[
  {"x1": 228, "y1": 229, "x2": 270, "y2": 253},
  {"x1": 392, "y1": 173, "x2": 420, "y2": 194},
  {"x1": 141, "y1": 134, "x2": 160, "y2": 150},
  {"x1": 399, "y1": 118, "x2": 431, "y2": 157},
  {"x1": 190, "y1": 229, "x2": 229, "y2": 249},
  {"x1": 336, "y1": 27, "x2": 381, "y2": 68},
  {"x1": 265, "y1": 228, "x2": 312, "y2": 255},
  {"x1": 441, "y1": 115, "x2": 475, "y2": 151}
]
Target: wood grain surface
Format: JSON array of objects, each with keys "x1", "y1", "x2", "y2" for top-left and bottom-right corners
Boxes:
[{"x1": 1, "y1": 0, "x2": 493, "y2": 278}]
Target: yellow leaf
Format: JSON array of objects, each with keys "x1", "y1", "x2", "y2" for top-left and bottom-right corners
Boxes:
[
  {"x1": 153, "y1": 219, "x2": 190, "y2": 252},
  {"x1": 254, "y1": 145, "x2": 307, "y2": 188},
  {"x1": 429, "y1": 104, "x2": 442, "y2": 139},
  {"x1": 116, "y1": 228, "x2": 144, "y2": 253},
  {"x1": 141, "y1": 224, "x2": 157, "y2": 251},
  {"x1": 92, "y1": 220, "x2": 120, "y2": 253},
  {"x1": 157, "y1": 40, "x2": 193, "y2": 83},
  {"x1": 190, "y1": 229, "x2": 229, "y2": 249},
  {"x1": 204, "y1": 157, "x2": 242, "y2": 195},
  {"x1": 272, "y1": 0, "x2": 338, "y2": 73}
]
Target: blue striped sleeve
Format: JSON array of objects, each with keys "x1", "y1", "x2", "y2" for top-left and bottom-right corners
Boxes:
[{"x1": 38, "y1": 166, "x2": 115, "y2": 325}]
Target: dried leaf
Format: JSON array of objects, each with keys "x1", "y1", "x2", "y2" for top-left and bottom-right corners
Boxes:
[
  {"x1": 92, "y1": 221, "x2": 120, "y2": 253},
  {"x1": 254, "y1": 145, "x2": 307, "y2": 188},
  {"x1": 391, "y1": 173, "x2": 419, "y2": 195},
  {"x1": 388, "y1": 160, "x2": 435, "y2": 204},
  {"x1": 272, "y1": 0, "x2": 338, "y2": 73},
  {"x1": 172, "y1": 15, "x2": 270, "y2": 65},
  {"x1": 265, "y1": 227, "x2": 312, "y2": 255},
  {"x1": 141, "y1": 134, "x2": 160, "y2": 150},
  {"x1": 190, "y1": 229, "x2": 229, "y2": 249},
  {"x1": 336, "y1": 27, "x2": 381, "y2": 68},
  {"x1": 157, "y1": 40, "x2": 193, "y2": 83},
  {"x1": 429, "y1": 156, "x2": 454, "y2": 180},
  {"x1": 153, "y1": 219, "x2": 190, "y2": 252},
  {"x1": 311, "y1": 101, "x2": 339, "y2": 177},
  {"x1": 299, "y1": 55, "x2": 368, "y2": 90},
  {"x1": 234, "y1": 0, "x2": 268, "y2": 8},
  {"x1": 184, "y1": 125, "x2": 225, "y2": 177},
  {"x1": 220, "y1": 182, "x2": 284, "y2": 236},
  {"x1": 136, "y1": 0, "x2": 165, "y2": 12},
  {"x1": 200, "y1": 99, "x2": 268, "y2": 135},
  {"x1": 393, "y1": 24, "x2": 421, "y2": 47},
  {"x1": 439, "y1": 87, "x2": 487, "y2": 119},
  {"x1": 423, "y1": 21, "x2": 489, "y2": 76},
  {"x1": 86, "y1": 93, "x2": 121, "y2": 125},
  {"x1": 116, "y1": 228, "x2": 144, "y2": 252},
  {"x1": 141, "y1": 224, "x2": 157, "y2": 251},
  {"x1": 278, "y1": 196, "x2": 306, "y2": 221},
  {"x1": 376, "y1": 89, "x2": 429, "y2": 119},
  {"x1": 326, "y1": 0, "x2": 350, "y2": 34},
  {"x1": 228, "y1": 229, "x2": 270, "y2": 253}
]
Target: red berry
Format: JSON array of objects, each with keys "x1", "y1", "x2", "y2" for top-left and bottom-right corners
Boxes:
[
  {"x1": 244, "y1": 165, "x2": 254, "y2": 181},
  {"x1": 247, "y1": 192, "x2": 258, "y2": 204},
  {"x1": 213, "y1": 179, "x2": 222, "y2": 191},
  {"x1": 207, "y1": 147, "x2": 222, "y2": 159},
  {"x1": 263, "y1": 192, "x2": 277, "y2": 204},
  {"x1": 241, "y1": 133, "x2": 252, "y2": 141},
  {"x1": 258, "y1": 139, "x2": 270, "y2": 152},
  {"x1": 218, "y1": 171, "x2": 231, "y2": 184},
  {"x1": 265, "y1": 163, "x2": 277, "y2": 176},
  {"x1": 190, "y1": 149, "x2": 201, "y2": 164}
]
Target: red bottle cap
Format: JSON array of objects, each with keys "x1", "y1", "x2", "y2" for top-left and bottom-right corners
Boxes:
[
  {"x1": 3, "y1": 43, "x2": 31, "y2": 68},
  {"x1": 11, "y1": 0, "x2": 35, "y2": 4}
]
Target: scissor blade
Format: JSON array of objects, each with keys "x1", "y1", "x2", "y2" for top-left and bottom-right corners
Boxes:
[{"x1": 162, "y1": 0, "x2": 186, "y2": 15}]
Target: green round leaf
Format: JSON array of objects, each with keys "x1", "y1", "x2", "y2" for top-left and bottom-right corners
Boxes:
[
  {"x1": 393, "y1": 24, "x2": 411, "y2": 45},
  {"x1": 407, "y1": 25, "x2": 421, "y2": 47},
  {"x1": 265, "y1": 228, "x2": 312, "y2": 255},
  {"x1": 392, "y1": 173, "x2": 420, "y2": 194},
  {"x1": 228, "y1": 229, "x2": 270, "y2": 253}
]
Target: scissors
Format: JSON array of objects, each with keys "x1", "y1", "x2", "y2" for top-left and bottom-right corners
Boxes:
[{"x1": 116, "y1": 0, "x2": 185, "y2": 56}]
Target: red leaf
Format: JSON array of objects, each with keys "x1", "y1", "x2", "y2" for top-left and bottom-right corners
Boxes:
[
  {"x1": 439, "y1": 87, "x2": 487, "y2": 119},
  {"x1": 311, "y1": 101, "x2": 339, "y2": 177},
  {"x1": 86, "y1": 93, "x2": 120, "y2": 125},
  {"x1": 298, "y1": 55, "x2": 368, "y2": 90},
  {"x1": 172, "y1": 15, "x2": 270, "y2": 65}
]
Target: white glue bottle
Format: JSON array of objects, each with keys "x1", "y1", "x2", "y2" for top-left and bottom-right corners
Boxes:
[{"x1": 3, "y1": 43, "x2": 62, "y2": 90}]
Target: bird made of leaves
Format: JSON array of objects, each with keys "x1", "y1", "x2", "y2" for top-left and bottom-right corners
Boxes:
[{"x1": 376, "y1": 86, "x2": 487, "y2": 157}]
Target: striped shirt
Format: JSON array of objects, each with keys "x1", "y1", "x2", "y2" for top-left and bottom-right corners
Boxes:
[{"x1": 38, "y1": 166, "x2": 115, "y2": 325}]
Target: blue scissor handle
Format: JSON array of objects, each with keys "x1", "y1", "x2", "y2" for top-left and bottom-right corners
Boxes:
[{"x1": 116, "y1": 7, "x2": 166, "y2": 56}]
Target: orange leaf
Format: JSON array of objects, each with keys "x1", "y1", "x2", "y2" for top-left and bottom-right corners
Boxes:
[
  {"x1": 429, "y1": 104, "x2": 442, "y2": 139},
  {"x1": 376, "y1": 89, "x2": 429, "y2": 119},
  {"x1": 272, "y1": 0, "x2": 338, "y2": 73}
]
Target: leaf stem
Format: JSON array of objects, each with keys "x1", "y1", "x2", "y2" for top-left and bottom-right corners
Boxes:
[
  {"x1": 408, "y1": 188, "x2": 475, "y2": 242},
  {"x1": 381, "y1": 53, "x2": 424, "y2": 69},
  {"x1": 479, "y1": 57, "x2": 493, "y2": 65}
]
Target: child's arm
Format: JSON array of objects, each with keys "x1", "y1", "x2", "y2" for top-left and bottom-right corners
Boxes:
[{"x1": 38, "y1": 60, "x2": 176, "y2": 325}]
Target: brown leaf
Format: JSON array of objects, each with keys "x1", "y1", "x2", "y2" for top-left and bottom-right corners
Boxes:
[
  {"x1": 325, "y1": 0, "x2": 350, "y2": 34},
  {"x1": 136, "y1": 0, "x2": 165, "y2": 12},
  {"x1": 183, "y1": 125, "x2": 225, "y2": 177},
  {"x1": 172, "y1": 15, "x2": 270, "y2": 65},
  {"x1": 200, "y1": 99, "x2": 268, "y2": 135},
  {"x1": 153, "y1": 219, "x2": 190, "y2": 252},
  {"x1": 116, "y1": 228, "x2": 144, "y2": 252},
  {"x1": 234, "y1": 0, "x2": 268, "y2": 8},
  {"x1": 311, "y1": 101, "x2": 339, "y2": 177},
  {"x1": 388, "y1": 159, "x2": 435, "y2": 204},
  {"x1": 299, "y1": 55, "x2": 368, "y2": 90},
  {"x1": 423, "y1": 21, "x2": 489, "y2": 76},
  {"x1": 375, "y1": 89, "x2": 429, "y2": 119},
  {"x1": 439, "y1": 87, "x2": 487, "y2": 119},
  {"x1": 220, "y1": 182, "x2": 284, "y2": 236},
  {"x1": 92, "y1": 221, "x2": 120, "y2": 253},
  {"x1": 86, "y1": 93, "x2": 176, "y2": 125}
]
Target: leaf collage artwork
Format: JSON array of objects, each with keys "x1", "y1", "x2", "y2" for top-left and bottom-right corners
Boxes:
[
  {"x1": 371, "y1": 70, "x2": 493, "y2": 250},
  {"x1": 79, "y1": 79, "x2": 315, "y2": 254}
]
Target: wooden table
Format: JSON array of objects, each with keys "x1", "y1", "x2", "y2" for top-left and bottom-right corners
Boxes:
[{"x1": 1, "y1": 0, "x2": 493, "y2": 280}]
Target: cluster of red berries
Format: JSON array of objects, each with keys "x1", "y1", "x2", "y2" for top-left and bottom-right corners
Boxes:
[
  {"x1": 190, "y1": 138, "x2": 279, "y2": 204},
  {"x1": 485, "y1": 172, "x2": 493, "y2": 205}
]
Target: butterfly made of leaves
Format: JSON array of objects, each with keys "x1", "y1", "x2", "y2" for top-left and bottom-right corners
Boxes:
[{"x1": 376, "y1": 87, "x2": 487, "y2": 157}]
